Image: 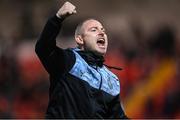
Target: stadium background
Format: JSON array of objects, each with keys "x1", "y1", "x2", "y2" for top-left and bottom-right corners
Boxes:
[{"x1": 0, "y1": 0, "x2": 180, "y2": 118}]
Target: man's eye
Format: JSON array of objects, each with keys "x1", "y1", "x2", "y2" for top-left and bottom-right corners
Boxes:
[
  {"x1": 101, "y1": 28, "x2": 105, "y2": 32},
  {"x1": 90, "y1": 28, "x2": 97, "y2": 32}
]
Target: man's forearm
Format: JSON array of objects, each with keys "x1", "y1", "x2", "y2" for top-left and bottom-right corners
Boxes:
[
  {"x1": 35, "y1": 15, "x2": 64, "y2": 57},
  {"x1": 35, "y1": 1, "x2": 76, "y2": 57}
]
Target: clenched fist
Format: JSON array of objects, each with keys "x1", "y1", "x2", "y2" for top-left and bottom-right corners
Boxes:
[{"x1": 56, "y1": 1, "x2": 76, "y2": 19}]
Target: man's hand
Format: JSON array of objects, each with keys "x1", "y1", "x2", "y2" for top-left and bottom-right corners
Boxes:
[{"x1": 56, "y1": 1, "x2": 76, "y2": 19}]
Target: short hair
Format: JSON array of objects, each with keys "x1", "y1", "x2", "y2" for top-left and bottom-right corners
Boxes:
[{"x1": 74, "y1": 18, "x2": 99, "y2": 37}]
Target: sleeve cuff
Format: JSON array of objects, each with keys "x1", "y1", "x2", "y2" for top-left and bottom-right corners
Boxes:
[{"x1": 49, "y1": 14, "x2": 65, "y2": 26}]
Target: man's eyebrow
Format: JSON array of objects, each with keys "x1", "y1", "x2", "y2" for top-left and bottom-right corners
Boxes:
[{"x1": 88, "y1": 27, "x2": 105, "y2": 31}]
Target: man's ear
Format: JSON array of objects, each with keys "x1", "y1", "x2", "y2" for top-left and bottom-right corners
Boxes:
[{"x1": 75, "y1": 35, "x2": 84, "y2": 46}]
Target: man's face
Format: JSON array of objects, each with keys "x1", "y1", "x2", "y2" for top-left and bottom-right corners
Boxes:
[{"x1": 80, "y1": 19, "x2": 108, "y2": 56}]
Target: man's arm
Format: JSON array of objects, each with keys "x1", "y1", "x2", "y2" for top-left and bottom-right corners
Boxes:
[{"x1": 35, "y1": 2, "x2": 76, "y2": 75}]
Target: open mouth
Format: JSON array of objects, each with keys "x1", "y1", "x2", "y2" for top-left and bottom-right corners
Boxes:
[{"x1": 97, "y1": 38, "x2": 105, "y2": 46}]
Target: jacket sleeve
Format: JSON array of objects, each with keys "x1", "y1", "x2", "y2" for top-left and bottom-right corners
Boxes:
[{"x1": 35, "y1": 15, "x2": 75, "y2": 76}]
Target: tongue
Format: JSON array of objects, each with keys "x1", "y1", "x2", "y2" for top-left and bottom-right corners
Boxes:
[{"x1": 97, "y1": 43, "x2": 104, "y2": 47}]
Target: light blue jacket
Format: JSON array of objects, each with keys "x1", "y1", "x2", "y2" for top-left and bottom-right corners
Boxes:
[{"x1": 69, "y1": 48, "x2": 120, "y2": 96}]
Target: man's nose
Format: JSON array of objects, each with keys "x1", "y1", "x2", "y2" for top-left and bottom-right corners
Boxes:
[{"x1": 98, "y1": 30, "x2": 105, "y2": 37}]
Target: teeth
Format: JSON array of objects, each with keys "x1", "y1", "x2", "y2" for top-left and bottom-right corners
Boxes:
[
  {"x1": 98, "y1": 38, "x2": 105, "y2": 41},
  {"x1": 99, "y1": 38, "x2": 104, "y2": 40}
]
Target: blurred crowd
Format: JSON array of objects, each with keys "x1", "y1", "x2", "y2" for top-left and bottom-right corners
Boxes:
[
  {"x1": 0, "y1": 0, "x2": 180, "y2": 119},
  {"x1": 105, "y1": 24, "x2": 180, "y2": 118}
]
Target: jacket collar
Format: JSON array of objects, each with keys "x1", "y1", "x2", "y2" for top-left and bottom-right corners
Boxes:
[{"x1": 77, "y1": 51, "x2": 105, "y2": 67}]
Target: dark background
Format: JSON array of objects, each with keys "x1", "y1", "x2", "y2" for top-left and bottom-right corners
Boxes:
[{"x1": 0, "y1": 0, "x2": 180, "y2": 118}]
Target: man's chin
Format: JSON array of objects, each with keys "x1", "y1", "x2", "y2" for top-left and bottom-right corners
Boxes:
[{"x1": 94, "y1": 50, "x2": 106, "y2": 56}]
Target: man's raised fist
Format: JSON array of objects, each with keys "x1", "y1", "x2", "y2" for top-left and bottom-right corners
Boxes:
[{"x1": 56, "y1": 1, "x2": 76, "y2": 19}]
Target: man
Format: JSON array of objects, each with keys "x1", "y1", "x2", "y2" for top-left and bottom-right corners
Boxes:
[{"x1": 35, "y1": 1, "x2": 128, "y2": 119}]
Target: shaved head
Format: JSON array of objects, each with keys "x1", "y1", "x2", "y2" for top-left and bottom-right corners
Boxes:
[
  {"x1": 75, "y1": 18, "x2": 98, "y2": 37},
  {"x1": 74, "y1": 18, "x2": 108, "y2": 56}
]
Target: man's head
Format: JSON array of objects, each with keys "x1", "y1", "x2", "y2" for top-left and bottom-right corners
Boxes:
[{"x1": 75, "y1": 19, "x2": 108, "y2": 56}]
